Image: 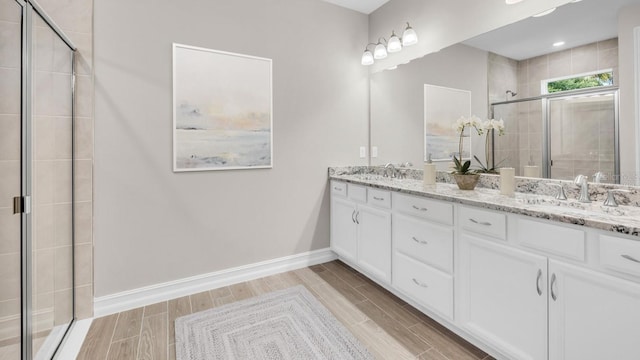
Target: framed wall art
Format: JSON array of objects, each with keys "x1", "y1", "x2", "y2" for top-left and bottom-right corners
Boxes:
[{"x1": 173, "y1": 43, "x2": 273, "y2": 171}]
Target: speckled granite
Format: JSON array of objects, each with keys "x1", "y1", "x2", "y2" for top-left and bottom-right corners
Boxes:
[{"x1": 328, "y1": 166, "x2": 640, "y2": 237}]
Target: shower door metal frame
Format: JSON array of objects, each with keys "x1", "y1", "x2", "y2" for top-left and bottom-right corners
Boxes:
[
  {"x1": 490, "y1": 86, "x2": 620, "y2": 182},
  {"x1": 16, "y1": 0, "x2": 77, "y2": 358}
]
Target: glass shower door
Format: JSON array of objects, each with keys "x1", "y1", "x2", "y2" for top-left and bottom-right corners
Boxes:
[
  {"x1": 30, "y1": 7, "x2": 75, "y2": 359},
  {"x1": 548, "y1": 93, "x2": 617, "y2": 183},
  {"x1": 0, "y1": 1, "x2": 24, "y2": 359}
]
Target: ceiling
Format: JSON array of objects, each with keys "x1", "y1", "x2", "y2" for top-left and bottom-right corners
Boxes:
[
  {"x1": 463, "y1": 0, "x2": 640, "y2": 60},
  {"x1": 322, "y1": 0, "x2": 390, "y2": 14}
]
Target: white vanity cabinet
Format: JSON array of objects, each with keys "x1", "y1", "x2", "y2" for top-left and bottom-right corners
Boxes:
[
  {"x1": 458, "y1": 232, "x2": 548, "y2": 360},
  {"x1": 392, "y1": 193, "x2": 454, "y2": 319},
  {"x1": 329, "y1": 178, "x2": 640, "y2": 360},
  {"x1": 330, "y1": 181, "x2": 391, "y2": 283},
  {"x1": 548, "y1": 260, "x2": 640, "y2": 360}
]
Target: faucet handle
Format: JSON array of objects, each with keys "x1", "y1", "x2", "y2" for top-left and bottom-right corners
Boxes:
[
  {"x1": 574, "y1": 174, "x2": 587, "y2": 186},
  {"x1": 550, "y1": 183, "x2": 567, "y2": 200},
  {"x1": 603, "y1": 189, "x2": 631, "y2": 207}
]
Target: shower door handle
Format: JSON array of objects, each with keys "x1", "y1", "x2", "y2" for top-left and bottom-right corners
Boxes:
[
  {"x1": 13, "y1": 196, "x2": 31, "y2": 214},
  {"x1": 13, "y1": 197, "x2": 22, "y2": 214}
]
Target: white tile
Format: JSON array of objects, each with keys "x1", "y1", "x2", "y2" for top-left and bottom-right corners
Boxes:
[
  {"x1": 0, "y1": 115, "x2": 20, "y2": 161},
  {"x1": 0, "y1": 68, "x2": 20, "y2": 115},
  {"x1": 0, "y1": 21, "x2": 21, "y2": 68}
]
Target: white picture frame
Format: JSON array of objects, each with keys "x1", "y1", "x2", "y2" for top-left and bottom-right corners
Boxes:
[{"x1": 172, "y1": 43, "x2": 273, "y2": 172}]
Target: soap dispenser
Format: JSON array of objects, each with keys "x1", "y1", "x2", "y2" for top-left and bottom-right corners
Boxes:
[{"x1": 424, "y1": 154, "x2": 436, "y2": 186}]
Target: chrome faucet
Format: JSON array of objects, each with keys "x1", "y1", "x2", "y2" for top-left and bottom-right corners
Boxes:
[
  {"x1": 574, "y1": 175, "x2": 591, "y2": 203},
  {"x1": 384, "y1": 163, "x2": 397, "y2": 178},
  {"x1": 593, "y1": 172, "x2": 606, "y2": 183},
  {"x1": 603, "y1": 189, "x2": 630, "y2": 207},
  {"x1": 397, "y1": 162, "x2": 413, "y2": 179},
  {"x1": 550, "y1": 183, "x2": 567, "y2": 200}
]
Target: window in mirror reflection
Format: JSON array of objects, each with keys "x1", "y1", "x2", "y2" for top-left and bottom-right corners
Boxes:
[{"x1": 545, "y1": 70, "x2": 614, "y2": 94}]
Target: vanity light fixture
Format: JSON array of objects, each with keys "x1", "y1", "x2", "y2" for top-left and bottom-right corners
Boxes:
[
  {"x1": 401, "y1": 23, "x2": 418, "y2": 46},
  {"x1": 533, "y1": 7, "x2": 556, "y2": 17},
  {"x1": 387, "y1": 31, "x2": 402, "y2": 53},
  {"x1": 374, "y1": 40, "x2": 388, "y2": 59},
  {"x1": 361, "y1": 47, "x2": 374, "y2": 65},
  {"x1": 361, "y1": 22, "x2": 418, "y2": 66}
]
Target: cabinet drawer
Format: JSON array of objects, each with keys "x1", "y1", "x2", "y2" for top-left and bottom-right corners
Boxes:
[
  {"x1": 600, "y1": 235, "x2": 640, "y2": 277},
  {"x1": 331, "y1": 181, "x2": 347, "y2": 197},
  {"x1": 393, "y1": 193, "x2": 453, "y2": 225},
  {"x1": 348, "y1": 184, "x2": 367, "y2": 203},
  {"x1": 459, "y1": 206, "x2": 506, "y2": 240},
  {"x1": 393, "y1": 214, "x2": 453, "y2": 273},
  {"x1": 517, "y1": 218, "x2": 585, "y2": 261},
  {"x1": 367, "y1": 188, "x2": 391, "y2": 209},
  {"x1": 393, "y1": 251, "x2": 453, "y2": 319}
]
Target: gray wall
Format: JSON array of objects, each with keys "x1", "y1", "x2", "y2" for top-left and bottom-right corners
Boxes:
[
  {"x1": 618, "y1": 4, "x2": 640, "y2": 185},
  {"x1": 370, "y1": 44, "x2": 488, "y2": 170},
  {"x1": 93, "y1": 0, "x2": 369, "y2": 296}
]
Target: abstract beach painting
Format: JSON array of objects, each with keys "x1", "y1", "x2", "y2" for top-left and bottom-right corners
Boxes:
[
  {"x1": 424, "y1": 84, "x2": 471, "y2": 162},
  {"x1": 173, "y1": 44, "x2": 273, "y2": 171}
]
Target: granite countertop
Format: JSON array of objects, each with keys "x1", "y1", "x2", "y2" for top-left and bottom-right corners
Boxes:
[{"x1": 329, "y1": 172, "x2": 640, "y2": 238}]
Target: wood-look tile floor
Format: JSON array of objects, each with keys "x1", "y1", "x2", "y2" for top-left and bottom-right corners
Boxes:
[{"x1": 77, "y1": 261, "x2": 495, "y2": 360}]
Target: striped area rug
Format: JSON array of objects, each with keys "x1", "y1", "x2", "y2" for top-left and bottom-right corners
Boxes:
[{"x1": 175, "y1": 285, "x2": 373, "y2": 360}]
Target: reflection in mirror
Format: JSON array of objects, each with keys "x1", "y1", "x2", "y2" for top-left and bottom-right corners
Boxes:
[
  {"x1": 424, "y1": 85, "x2": 471, "y2": 162},
  {"x1": 370, "y1": 44, "x2": 488, "y2": 171},
  {"x1": 369, "y1": 0, "x2": 640, "y2": 185}
]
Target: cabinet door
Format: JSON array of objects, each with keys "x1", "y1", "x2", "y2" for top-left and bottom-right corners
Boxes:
[
  {"x1": 357, "y1": 205, "x2": 391, "y2": 283},
  {"x1": 549, "y1": 260, "x2": 640, "y2": 360},
  {"x1": 458, "y1": 233, "x2": 548, "y2": 360},
  {"x1": 330, "y1": 197, "x2": 357, "y2": 263}
]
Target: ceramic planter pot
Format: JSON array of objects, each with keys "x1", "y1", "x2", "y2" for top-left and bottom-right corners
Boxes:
[{"x1": 453, "y1": 173, "x2": 480, "y2": 190}]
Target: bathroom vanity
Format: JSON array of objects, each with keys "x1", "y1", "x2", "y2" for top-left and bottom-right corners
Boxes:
[{"x1": 329, "y1": 168, "x2": 640, "y2": 360}]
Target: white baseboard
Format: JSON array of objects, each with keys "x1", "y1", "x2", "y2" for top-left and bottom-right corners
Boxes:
[{"x1": 94, "y1": 248, "x2": 337, "y2": 317}]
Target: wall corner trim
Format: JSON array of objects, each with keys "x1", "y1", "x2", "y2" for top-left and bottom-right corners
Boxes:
[{"x1": 93, "y1": 248, "x2": 337, "y2": 317}]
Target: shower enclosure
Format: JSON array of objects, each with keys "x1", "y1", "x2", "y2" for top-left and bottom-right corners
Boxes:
[
  {"x1": 1, "y1": 0, "x2": 76, "y2": 359},
  {"x1": 491, "y1": 86, "x2": 619, "y2": 183}
]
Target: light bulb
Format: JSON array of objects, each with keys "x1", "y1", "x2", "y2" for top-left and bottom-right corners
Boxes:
[
  {"x1": 402, "y1": 23, "x2": 418, "y2": 46},
  {"x1": 374, "y1": 42, "x2": 388, "y2": 59},
  {"x1": 361, "y1": 50, "x2": 374, "y2": 65},
  {"x1": 387, "y1": 31, "x2": 402, "y2": 53}
]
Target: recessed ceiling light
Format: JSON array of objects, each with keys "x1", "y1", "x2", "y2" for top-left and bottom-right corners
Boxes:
[
  {"x1": 533, "y1": 7, "x2": 556, "y2": 17},
  {"x1": 571, "y1": 0, "x2": 583, "y2": 2},
  {"x1": 553, "y1": 41, "x2": 565, "y2": 47},
  {"x1": 505, "y1": 0, "x2": 524, "y2": 4}
]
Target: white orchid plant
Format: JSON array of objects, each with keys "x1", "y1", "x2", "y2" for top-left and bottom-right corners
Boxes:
[
  {"x1": 451, "y1": 115, "x2": 484, "y2": 175},
  {"x1": 474, "y1": 118, "x2": 506, "y2": 174}
]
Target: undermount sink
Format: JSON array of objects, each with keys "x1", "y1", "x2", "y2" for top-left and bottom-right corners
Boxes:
[{"x1": 517, "y1": 195, "x2": 629, "y2": 217}]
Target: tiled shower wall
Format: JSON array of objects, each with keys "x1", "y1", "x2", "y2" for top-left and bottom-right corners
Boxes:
[{"x1": 489, "y1": 38, "x2": 619, "y2": 178}]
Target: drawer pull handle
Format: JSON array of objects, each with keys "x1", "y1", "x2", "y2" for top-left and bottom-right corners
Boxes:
[
  {"x1": 355, "y1": 211, "x2": 360, "y2": 225},
  {"x1": 412, "y1": 237, "x2": 428, "y2": 245},
  {"x1": 536, "y1": 269, "x2": 542, "y2": 296},
  {"x1": 550, "y1": 273, "x2": 558, "y2": 301},
  {"x1": 334, "y1": 186, "x2": 342, "y2": 191},
  {"x1": 373, "y1": 196, "x2": 385, "y2": 201},
  {"x1": 621, "y1": 254, "x2": 640, "y2": 264},
  {"x1": 412, "y1": 278, "x2": 428, "y2": 288},
  {"x1": 469, "y1": 218, "x2": 492, "y2": 226},
  {"x1": 351, "y1": 210, "x2": 356, "y2": 224},
  {"x1": 412, "y1": 205, "x2": 428, "y2": 211}
]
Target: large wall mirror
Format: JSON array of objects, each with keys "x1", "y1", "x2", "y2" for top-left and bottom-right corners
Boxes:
[{"x1": 370, "y1": 0, "x2": 640, "y2": 185}]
